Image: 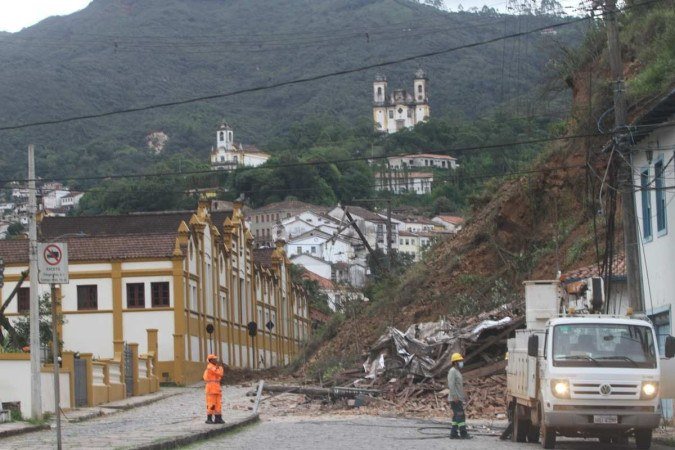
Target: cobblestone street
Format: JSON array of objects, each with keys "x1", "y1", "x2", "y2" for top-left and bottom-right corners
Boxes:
[
  {"x1": 188, "y1": 415, "x2": 675, "y2": 450},
  {"x1": 0, "y1": 386, "x2": 252, "y2": 449}
]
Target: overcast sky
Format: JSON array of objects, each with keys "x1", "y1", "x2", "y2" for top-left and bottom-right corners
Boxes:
[{"x1": 0, "y1": 0, "x2": 581, "y2": 33}]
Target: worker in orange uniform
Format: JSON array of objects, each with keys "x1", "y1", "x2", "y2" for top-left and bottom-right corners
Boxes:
[{"x1": 203, "y1": 354, "x2": 225, "y2": 424}]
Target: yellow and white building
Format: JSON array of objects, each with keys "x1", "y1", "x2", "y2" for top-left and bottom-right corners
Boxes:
[{"x1": 0, "y1": 201, "x2": 310, "y2": 385}]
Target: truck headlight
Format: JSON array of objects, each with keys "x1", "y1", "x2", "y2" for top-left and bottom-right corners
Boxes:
[
  {"x1": 551, "y1": 379, "x2": 570, "y2": 399},
  {"x1": 641, "y1": 382, "x2": 658, "y2": 399}
]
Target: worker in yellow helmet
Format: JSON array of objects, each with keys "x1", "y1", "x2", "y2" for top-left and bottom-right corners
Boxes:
[{"x1": 447, "y1": 352, "x2": 470, "y2": 439}]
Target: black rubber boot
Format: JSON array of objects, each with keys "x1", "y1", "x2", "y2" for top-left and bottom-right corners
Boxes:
[
  {"x1": 205, "y1": 415, "x2": 214, "y2": 424},
  {"x1": 459, "y1": 426, "x2": 471, "y2": 439},
  {"x1": 214, "y1": 414, "x2": 225, "y2": 424},
  {"x1": 450, "y1": 425, "x2": 459, "y2": 439}
]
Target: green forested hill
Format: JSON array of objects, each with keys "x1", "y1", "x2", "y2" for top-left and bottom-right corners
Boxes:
[{"x1": 0, "y1": 0, "x2": 582, "y2": 183}]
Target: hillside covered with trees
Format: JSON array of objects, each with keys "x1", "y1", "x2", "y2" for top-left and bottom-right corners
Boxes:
[{"x1": 0, "y1": 0, "x2": 582, "y2": 195}]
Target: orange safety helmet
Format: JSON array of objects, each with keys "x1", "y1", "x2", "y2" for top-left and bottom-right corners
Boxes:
[{"x1": 207, "y1": 354, "x2": 218, "y2": 361}]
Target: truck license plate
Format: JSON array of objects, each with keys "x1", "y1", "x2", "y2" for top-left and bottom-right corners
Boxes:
[{"x1": 593, "y1": 415, "x2": 618, "y2": 424}]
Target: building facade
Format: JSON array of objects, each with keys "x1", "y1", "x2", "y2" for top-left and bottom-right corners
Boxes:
[
  {"x1": 210, "y1": 123, "x2": 270, "y2": 171},
  {"x1": 627, "y1": 90, "x2": 675, "y2": 420},
  {"x1": 387, "y1": 154, "x2": 457, "y2": 170},
  {"x1": 0, "y1": 201, "x2": 310, "y2": 385},
  {"x1": 373, "y1": 69, "x2": 430, "y2": 134},
  {"x1": 375, "y1": 171, "x2": 433, "y2": 195}
]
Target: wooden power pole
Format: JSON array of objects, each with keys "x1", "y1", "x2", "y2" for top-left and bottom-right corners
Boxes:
[{"x1": 604, "y1": 0, "x2": 644, "y2": 312}]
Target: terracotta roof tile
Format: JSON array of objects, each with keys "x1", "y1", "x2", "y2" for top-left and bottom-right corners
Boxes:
[
  {"x1": 0, "y1": 233, "x2": 177, "y2": 264},
  {"x1": 301, "y1": 271, "x2": 335, "y2": 290},
  {"x1": 563, "y1": 253, "x2": 626, "y2": 280},
  {"x1": 253, "y1": 248, "x2": 275, "y2": 268}
]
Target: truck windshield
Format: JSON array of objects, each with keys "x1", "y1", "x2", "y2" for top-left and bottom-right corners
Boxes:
[{"x1": 553, "y1": 323, "x2": 657, "y2": 368}]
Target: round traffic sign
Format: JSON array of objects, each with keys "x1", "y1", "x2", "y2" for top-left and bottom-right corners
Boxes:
[{"x1": 43, "y1": 244, "x2": 63, "y2": 266}]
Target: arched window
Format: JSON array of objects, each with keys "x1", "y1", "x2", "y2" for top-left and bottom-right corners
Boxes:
[
  {"x1": 219, "y1": 131, "x2": 224, "y2": 140},
  {"x1": 377, "y1": 87, "x2": 382, "y2": 95},
  {"x1": 418, "y1": 85, "x2": 422, "y2": 93}
]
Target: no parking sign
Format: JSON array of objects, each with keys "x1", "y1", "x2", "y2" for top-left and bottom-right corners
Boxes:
[{"x1": 38, "y1": 242, "x2": 69, "y2": 284}]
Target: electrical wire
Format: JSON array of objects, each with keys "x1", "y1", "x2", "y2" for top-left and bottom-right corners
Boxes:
[{"x1": 0, "y1": 0, "x2": 665, "y2": 134}]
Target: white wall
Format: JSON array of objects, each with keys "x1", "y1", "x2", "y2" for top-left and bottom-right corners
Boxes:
[
  {"x1": 62, "y1": 313, "x2": 114, "y2": 358},
  {"x1": 123, "y1": 310, "x2": 174, "y2": 360},
  {"x1": 0, "y1": 360, "x2": 70, "y2": 418},
  {"x1": 633, "y1": 119, "x2": 675, "y2": 320}
]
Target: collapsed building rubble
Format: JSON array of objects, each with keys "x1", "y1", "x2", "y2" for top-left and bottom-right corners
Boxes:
[
  {"x1": 349, "y1": 301, "x2": 524, "y2": 418},
  {"x1": 262, "y1": 302, "x2": 525, "y2": 419}
]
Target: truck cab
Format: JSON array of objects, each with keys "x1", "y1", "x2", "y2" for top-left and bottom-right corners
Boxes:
[{"x1": 507, "y1": 280, "x2": 675, "y2": 449}]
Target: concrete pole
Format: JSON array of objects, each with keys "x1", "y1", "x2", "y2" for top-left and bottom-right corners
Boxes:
[
  {"x1": 604, "y1": 0, "x2": 644, "y2": 312},
  {"x1": 28, "y1": 144, "x2": 43, "y2": 420}
]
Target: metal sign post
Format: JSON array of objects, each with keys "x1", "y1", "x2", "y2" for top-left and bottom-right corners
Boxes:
[{"x1": 38, "y1": 242, "x2": 68, "y2": 450}]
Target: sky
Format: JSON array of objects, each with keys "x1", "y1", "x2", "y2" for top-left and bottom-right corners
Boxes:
[
  {"x1": 0, "y1": 0, "x2": 581, "y2": 33},
  {"x1": 0, "y1": 0, "x2": 93, "y2": 32}
]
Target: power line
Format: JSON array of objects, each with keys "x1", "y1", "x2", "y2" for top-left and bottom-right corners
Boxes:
[
  {"x1": 0, "y1": 7, "x2": 606, "y2": 133},
  {"x1": 1, "y1": 0, "x2": 663, "y2": 134},
  {"x1": 1, "y1": 121, "x2": 672, "y2": 185}
]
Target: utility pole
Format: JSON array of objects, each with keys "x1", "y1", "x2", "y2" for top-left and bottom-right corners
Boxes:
[
  {"x1": 28, "y1": 144, "x2": 43, "y2": 420},
  {"x1": 386, "y1": 197, "x2": 392, "y2": 271},
  {"x1": 604, "y1": 0, "x2": 644, "y2": 312}
]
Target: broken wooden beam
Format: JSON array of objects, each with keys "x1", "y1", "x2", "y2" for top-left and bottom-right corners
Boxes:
[{"x1": 462, "y1": 359, "x2": 508, "y2": 380}]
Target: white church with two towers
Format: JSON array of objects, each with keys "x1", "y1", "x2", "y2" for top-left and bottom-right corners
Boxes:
[{"x1": 373, "y1": 68, "x2": 430, "y2": 134}]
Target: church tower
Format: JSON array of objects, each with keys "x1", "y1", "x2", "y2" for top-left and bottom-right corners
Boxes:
[
  {"x1": 216, "y1": 122, "x2": 234, "y2": 151},
  {"x1": 413, "y1": 68, "x2": 430, "y2": 124},
  {"x1": 373, "y1": 74, "x2": 388, "y2": 132}
]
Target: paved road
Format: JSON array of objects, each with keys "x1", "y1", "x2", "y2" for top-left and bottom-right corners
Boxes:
[
  {"x1": 0, "y1": 386, "x2": 250, "y2": 449},
  {"x1": 188, "y1": 415, "x2": 674, "y2": 450}
]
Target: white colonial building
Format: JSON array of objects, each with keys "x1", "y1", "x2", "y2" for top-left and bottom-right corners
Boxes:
[
  {"x1": 0, "y1": 201, "x2": 310, "y2": 385},
  {"x1": 623, "y1": 89, "x2": 675, "y2": 420},
  {"x1": 210, "y1": 123, "x2": 270, "y2": 171},
  {"x1": 373, "y1": 69, "x2": 430, "y2": 134},
  {"x1": 375, "y1": 171, "x2": 433, "y2": 195},
  {"x1": 387, "y1": 154, "x2": 457, "y2": 170}
]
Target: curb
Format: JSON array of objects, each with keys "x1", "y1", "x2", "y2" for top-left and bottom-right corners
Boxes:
[
  {"x1": 0, "y1": 423, "x2": 50, "y2": 439},
  {"x1": 132, "y1": 414, "x2": 260, "y2": 450},
  {"x1": 66, "y1": 392, "x2": 180, "y2": 423}
]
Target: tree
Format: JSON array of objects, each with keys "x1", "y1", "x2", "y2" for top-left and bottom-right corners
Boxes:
[
  {"x1": 5, "y1": 222, "x2": 25, "y2": 239},
  {"x1": 11, "y1": 293, "x2": 64, "y2": 352}
]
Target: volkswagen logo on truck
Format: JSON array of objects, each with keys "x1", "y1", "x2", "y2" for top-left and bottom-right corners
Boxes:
[{"x1": 599, "y1": 384, "x2": 612, "y2": 396}]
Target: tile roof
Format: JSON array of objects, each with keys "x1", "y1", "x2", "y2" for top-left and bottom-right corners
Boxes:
[
  {"x1": 0, "y1": 233, "x2": 177, "y2": 264},
  {"x1": 410, "y1": 153, "x2": 456, "y2": 160},
  {"x1": 343, "y1": 205, "x2": 386, "y2": 223},
  {"x1": 563, "y1": 253, "x2": 626, "y2": 280},
  {"x1": 436, "y1": 215, "x2": 465, "y2": 225},
  {"x1": 252, "y1": 248, "x2": 275, "y2": 268},
  {"x1": 301, "y1": 271, "x2": 335, "y2": 290},
  {"x1": 40, "y1": 210, "x2": 233, "y2": 239}
]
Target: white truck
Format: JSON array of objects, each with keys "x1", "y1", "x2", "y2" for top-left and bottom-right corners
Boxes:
[{"x1": 507, "y1": 279, "x2": 675, "y2": 449}]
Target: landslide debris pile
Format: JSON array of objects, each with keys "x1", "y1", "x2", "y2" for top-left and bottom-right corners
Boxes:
[{"x1": 327, "y1": 303, "x2": 524, "y2": 418}]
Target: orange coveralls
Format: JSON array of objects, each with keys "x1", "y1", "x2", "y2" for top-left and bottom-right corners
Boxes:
[{"x1": 203, "y1": 362, "x2": 224, "y2": 415}]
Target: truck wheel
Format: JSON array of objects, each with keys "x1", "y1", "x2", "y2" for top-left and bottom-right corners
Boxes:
[
  {"x1": 635, "y1": 429, "x2": 652, "y2": 449},
  {"x1": 541, "y1": 423, "x2": 556, "y2": 449}
]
